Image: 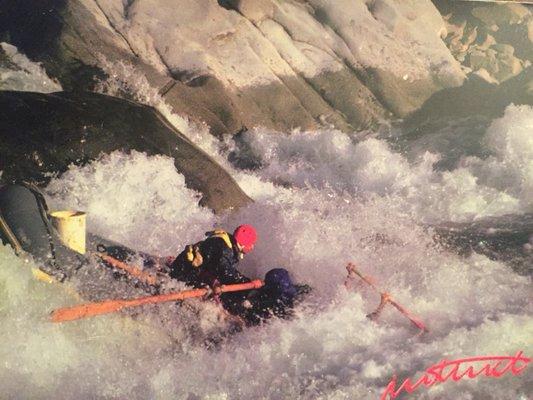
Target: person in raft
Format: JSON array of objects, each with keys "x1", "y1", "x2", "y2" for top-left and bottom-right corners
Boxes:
[{"x1": 169, "y1": 224, "x2": 309, "y2": 325}]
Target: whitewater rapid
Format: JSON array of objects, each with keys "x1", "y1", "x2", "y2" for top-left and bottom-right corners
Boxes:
[{"x1": 1, "y1": 46, "x2": 532, "y2": 399}]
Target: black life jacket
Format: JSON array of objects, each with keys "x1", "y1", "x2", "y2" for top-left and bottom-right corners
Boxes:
[{"x1": 183, "y1": 229, "x2": 241, "y2": 269}]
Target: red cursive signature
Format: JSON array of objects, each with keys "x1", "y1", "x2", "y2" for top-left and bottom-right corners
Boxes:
[{"x1": 380, "y1": 351, "x2": 530, "y2": 400}]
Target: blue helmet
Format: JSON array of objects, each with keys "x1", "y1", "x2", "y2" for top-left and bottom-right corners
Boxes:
[{"x1": 265, "y1": 268, "x2": 297, "y2": 299}]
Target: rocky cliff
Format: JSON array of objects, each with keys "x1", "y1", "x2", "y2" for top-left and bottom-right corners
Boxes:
[{"x1": 0, "y1": 0, "x2": 467, "y2": 135}]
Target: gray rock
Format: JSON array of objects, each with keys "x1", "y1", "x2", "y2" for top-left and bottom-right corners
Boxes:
[
  {"x1": 0, "y1": 91, "x2": 252, "y2": 214},
  {"x1": 492, "y1": 43, "x2": 515, "y2": 56},
  {"x1": 495, "y1": 54, "x2": 523, "y2": 82},
  {"x1": 0, "y1": 0, "x2": 465, "y2": 133},
  {"x1": 471, "y1": 4, "x2": 529, "y2": 26},
  {"x1": 435, "y1": 0, "x2": 532, "y2": 84},
  {"x1": 403, "y1": 66, "x2": 533, "y2": 130}
]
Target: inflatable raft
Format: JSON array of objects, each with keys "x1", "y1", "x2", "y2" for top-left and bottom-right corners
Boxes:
[
  {"x1": 0, "y1": 183, "x2": 309, "y2": 335},
  {"x1": 0, "y1": 183, "x2": 166, "y2": 295}
]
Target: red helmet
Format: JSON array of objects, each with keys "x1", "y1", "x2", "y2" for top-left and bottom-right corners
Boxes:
[{"x1": 233, "y1": 224, "x2": 257, "y2": 253}]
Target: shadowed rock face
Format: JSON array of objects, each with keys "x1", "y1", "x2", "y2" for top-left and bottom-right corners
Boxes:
[
  {"x1": 0, "y1": 90, "x2": 252, "y2": 214},
  {"x1": 396, "y1": 66, "x2": 532, "y2": 167},
  {"x1": 404, "y1": 66, "x2": 533, "y2": 130},
  {"x1": 0, "y1": 0, "x2": 465, "y2": 135},
  {"x1": 0, "y1": 0, "x2": 106, "y2": 90}
]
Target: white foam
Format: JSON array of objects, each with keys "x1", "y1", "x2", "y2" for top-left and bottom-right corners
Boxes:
[
  {"x1": 0, "y1": 42, "x2": 62, "y2": 93},
  {"x1": 233, "y1": 105, "x2": 533, "y2": 223},
  {"x1": 0, "y1": 138, "x2": 526, "y2": 398},
  {"x1": 44, "y1": 151, "x2": 213, "y2": 255},
  {"x1": 0, "y1": 83, "x2": 531, "y2": 398},
  {"x1": 94, "y1": 59, "x2": 225, "y2": 165},
  {"x1": 0, "y1": 243, "x2": 200, "y2": 399},
  {"x1": 462, "y1": 104, "x2": 533, "y2": 213},
  {"x1": 0, "y1": 226, "x2": 530, "y2": 400}
]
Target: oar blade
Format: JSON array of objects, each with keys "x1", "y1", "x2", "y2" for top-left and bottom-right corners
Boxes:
[
  {"x1": 389, "y1": 300, "x2": 428, "y2": 332},
  {"x1": 50, "y1": 300, "x2": 126, "y2": 323}
]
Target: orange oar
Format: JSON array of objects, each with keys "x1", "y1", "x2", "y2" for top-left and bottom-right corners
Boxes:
[
  {"x1": 346, "y1": 263, "x2": 428, "y2": 333},
  {"x1": 51, "y1": 279, "x2": 264, "y2": 323},
  {"x1": 96, "y1": 253, "x2": 158, "y2": 286}
]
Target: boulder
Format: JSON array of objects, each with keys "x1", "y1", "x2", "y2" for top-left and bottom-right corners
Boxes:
[
  {"x1": 403, "y1": 66, "x2": 533, "y2": 131},
  {"x1": 0, "y1": 90, "x2": 252, "y2": 214}
]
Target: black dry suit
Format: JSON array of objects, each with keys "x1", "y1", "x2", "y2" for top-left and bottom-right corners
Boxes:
[
  {"x1": 240, "y1": 268, "x2": 310, "y2": 326},
  {"x1": 170, "y1": 230, "x2": 250, "y2": 286},
  {"x1": 170, "y1": 230, "x2": 251, "y2": 311},
  {"x1": 170, "y1": 231, "x2": 309, "y2": 323}
]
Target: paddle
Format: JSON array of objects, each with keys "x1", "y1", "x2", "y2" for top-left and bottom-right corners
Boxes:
[
  {"x1": 345, "y1": 263, "x2": 428, "y2": 333},
  {"x1": 95, "y1": 252, "x2": 159, "y2": 286},
  {"x1": 50, "y1": 279, "x2": 264, "y2": 323}
]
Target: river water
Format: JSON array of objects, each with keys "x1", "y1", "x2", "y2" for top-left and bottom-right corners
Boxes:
[{"x1": 0, "y1": 43, "x2": 531, "y2": 400}]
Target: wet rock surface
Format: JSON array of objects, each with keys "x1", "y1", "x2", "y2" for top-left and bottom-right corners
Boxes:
[
  {"x1": 434, "y1": 213, "x2": 533, "y2": 276},
  {"x1": 0, "y1": 0, "x2": 465, "y2": 133},
  {"x1": 0, "y1": 90, "x2": 252, "y2": 214}
]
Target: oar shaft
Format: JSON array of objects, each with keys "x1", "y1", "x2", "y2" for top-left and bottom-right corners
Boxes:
[
  {"x1": 51, "y1": 280, "x2": 263, "y2": 323},
  {"x1": 347, "y1": 266, "x2": 379, "y2": 292},
  {"x1": 97, "y1": 253, "x2": 158, "y2": 285},
  {"x1": 346, "y1": 263, "x2": 428, "y2": 332},
  {"x1": 388, "y1": 299, "x2": 427, "y2": 331}
]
